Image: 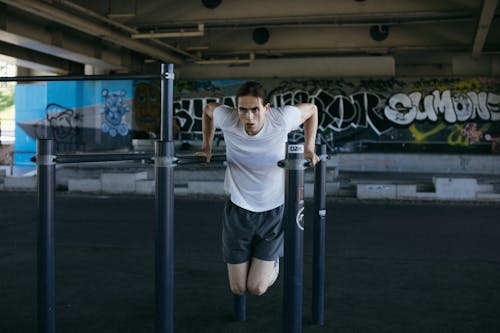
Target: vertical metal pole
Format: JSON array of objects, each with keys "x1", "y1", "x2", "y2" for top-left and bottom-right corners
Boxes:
[
  {"x1": 155, "y1": 63, "x2": 175, "y2": 333},
  {"x1": 161, "y1": 63, "x2": 175, "y2": 142},
  {"x1": 282, "y1": 139, "x2": 305, "y2": 333},
  {"x1": 312, "y1": 143, "x2": 327, "y2": 325},
  {"x1": 37, "y1": 139, "x2": 56, "y2": 333},
  {"x1": 233, "y1": 294, "x2": 246, "y2": 321}
]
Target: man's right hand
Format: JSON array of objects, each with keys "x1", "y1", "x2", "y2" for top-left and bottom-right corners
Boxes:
[{"x1": 195, "y1": 149, "x2": 212, "y2": 163}]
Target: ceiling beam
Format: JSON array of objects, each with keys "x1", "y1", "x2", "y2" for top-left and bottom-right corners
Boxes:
[
  {"x1": 471, "y1": 0, "x2": 498, "y2": 59},
  {"x1": 55, "y1": 0, "x2": 199, "y2": 61},
  {"x1": 178, "y1": 56, "x2": 395, "y2": 79},
  {"x1": 0, "y1": 13, "x2": 128, "y2": 71},
  {"x1": 0, "y1": 40, "x2": 83, "y2": 74},
  {"x1": 0, "y1": 0, "x2": 183, "y2": 65}
]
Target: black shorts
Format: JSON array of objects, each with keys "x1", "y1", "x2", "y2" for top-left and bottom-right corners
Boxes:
[{"x1": 222, "y1": 200, "x2": 284, "y2": 264}]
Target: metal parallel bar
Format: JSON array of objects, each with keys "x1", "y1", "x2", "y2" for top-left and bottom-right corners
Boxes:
[
  {"x1": 155, "y1": 140, "x2": 175, "y2": 333},
  {"x1": 175, "y1": 153, "x2": 226, "y2": 160},
  {"x1": 37, "y1": 139, "x2": 56, "y2": 333},
  {"x1": 30, "y1": 153, "x2": 226, "y2": 165},
  {"x1": 0, "y1": 74, "x2": 160, "y2": 82},
  {"x1": 175, "y1": 155, "x2": 226, "y2": 165},
  {"x1": 54, "y1": 153, "x2": 154, "y2": 164},
  {"x1": 233, "y1": 294, "x2": 247, "y2": 321},
  {"x1": 155, "y1": 63, "x2": 175, "y2": 333},
  {"x1": 282, "y1": 139, "x2": 305, "y2": 333},
  {"x1": 312, "y1": 143, "x2": 327, "y2": 326},
  {"x1": 166, "y1": 63, "x2": 174, "y2": 142},
  {"x1": 161, "y1": 63, "x2": 175, "y2": 142}
]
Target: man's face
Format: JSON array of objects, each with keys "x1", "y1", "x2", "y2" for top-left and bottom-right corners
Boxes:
[{"x1": 237, "y1": 96, "x2": 269, "y2": 136}]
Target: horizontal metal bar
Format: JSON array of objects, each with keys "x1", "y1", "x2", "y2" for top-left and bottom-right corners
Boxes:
[
  {"x1": 175, "y1": 153, "x2": 225, "y2": 160},
  {"x1": 56, "y1": 153, "x2": 154, "y2": 164},
  {"x1": 176, "y1": 154, "x2": 226, "y2": 165},
  {"x1": 30, "y1": 153, "x2": 226, "y2": 165},
  {"x1": 0, "y1": 73, "x2": 161, "y2": 82}
]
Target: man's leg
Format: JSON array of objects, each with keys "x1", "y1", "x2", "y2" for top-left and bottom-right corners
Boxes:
[
  {"x1": 227, "y1": 262, "x2": 250, "y2": 295},
  {"x1": 246, "y1": 257, "x2": 278, "y2": 296}
]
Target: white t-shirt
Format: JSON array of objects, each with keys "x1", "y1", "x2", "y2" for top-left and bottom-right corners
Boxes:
[{"x1": 213, "y1": 104, "x2": 302, "y2": 212}]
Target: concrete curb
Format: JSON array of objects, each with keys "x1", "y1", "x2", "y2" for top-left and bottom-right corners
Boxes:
[{"x1": 1, "y1": 163, "x2": 499, "y2": 202}]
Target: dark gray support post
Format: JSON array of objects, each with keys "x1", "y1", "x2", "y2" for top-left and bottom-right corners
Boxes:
[
  {"x1": 233, "y1": 294, "x2": 247, "y2": 321},
  {"x1": 161, "y1": 63, "x2": 175, "y2": 142},
  {"x1": 155, "y1": 63, "x2": 175, "y2": 333},
  {"x1": 37, "y1": 139, "x2": 56, "y2": 333},
  {"x1": 312, "y1": 143, "x2": 327, "y2": 325},
  {"x1": 281, "y1": 138, "x2": 306, "y2": 333}
]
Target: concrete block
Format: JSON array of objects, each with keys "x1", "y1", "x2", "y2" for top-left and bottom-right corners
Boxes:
[
  {"x1": 357, "y1": 184, "x2": 397, "y2": 199},
  {"x1": 134, "y1": 171, "x2": 149, "y2": 180},
  {"x1": 68, "y1": 178, "x2": 101, "y2": 193},
  {"x1": 174, "y1": 187, "x2": 190, "y2": 195},
  {"x1": 304, "y1": 169, "x2": 336, "y2": 183},
  {"x1": 4, "y1": 176, "x2": 36, "y2": 191},
  {"x1": 476, "y1": 192, "x2": 500, "y2": 201},
  {"x1": 132, "y1": 139, "x2": 154, "y2": 151},
  {"x1": 396, "y1": 184, "x2": 417, "y2": 198},
  {"x1": 304, "y1": 182, "x2": 340, "y2": 198},
  {"x1": 136, "y1": 180, "x2": 155, "y2": 195},
  {"x1": 326, "y1": 182, "x2": 341, "y2": 195},
  {"x1": 434, "y1": 177, "x2": 477, "y2": 200},
  {"x1": 101, "y1": 173, "x2": 136, "y2": 193},
  {"x1": 187, "y1": 181, "x2": 225, "y2": 195},
  {"x1": 396, "y1": 184, "x2": 437, "y2": 200},
  {"x1": 412, "y1": 192, "x2": 438, "y2": 200},
  {"x1": 477, "y1": 184, "x2": 494, "y2": 192}
]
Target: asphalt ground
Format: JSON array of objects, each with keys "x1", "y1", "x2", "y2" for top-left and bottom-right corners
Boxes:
[{"x1": 1, "y1": 192, "x2": 499, "y2": 333}]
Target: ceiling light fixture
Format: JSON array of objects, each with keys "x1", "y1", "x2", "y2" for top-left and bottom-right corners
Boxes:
[
  {"x1": 370, "y1": 25, "x2": 389, "y2": 41},
  {"x1": 202, "y1": 0, "x2": 222, "y2": 9},
  {"x1": 253, "y1": 28, "x2": 270, "y2": 45},
  {"x1": 132, "y1": 24, "x2": 205, "y2": 39},
  {"x1": 195, "y1": 52, "x2": 255, "y2": 65}
]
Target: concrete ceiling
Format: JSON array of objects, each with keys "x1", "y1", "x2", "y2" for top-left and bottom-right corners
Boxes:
[{"x1": 0, "y1": 0, "x2": 499, "y2": 79}]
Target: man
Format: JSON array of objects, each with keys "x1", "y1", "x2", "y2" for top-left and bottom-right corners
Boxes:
[{"x1": 198, "y1": 81, "x2": 318, "y2": 297}]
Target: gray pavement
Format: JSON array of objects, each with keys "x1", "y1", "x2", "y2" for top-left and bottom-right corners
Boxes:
[{"x1": 1, "y1": 192, "x2": 500, "y2": 332}]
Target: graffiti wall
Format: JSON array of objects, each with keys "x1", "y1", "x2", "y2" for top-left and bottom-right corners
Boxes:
[
  {"x1": 14, "y1": 80, "x2": 134, "y2": 165},
  {"x1": 170, "y1": 78, "x2": 500, "y2": 154},
  {"x1": 14, "y1": 77, "x2": 500, "y2": 166}
]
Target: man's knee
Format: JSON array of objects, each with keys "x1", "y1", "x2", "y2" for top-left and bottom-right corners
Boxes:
[
  {"x1": 227, "y1": 262, "x2": 249, "y2": 296},
  {"x1": 247, "y1": 280, "x2": 269, "y2": 296},
  {"x1": 230, "y1": 282, "x2": 247, "y2": 296}
]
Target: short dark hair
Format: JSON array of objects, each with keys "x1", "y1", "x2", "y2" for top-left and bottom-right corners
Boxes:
[{"x1": 236, "y1": 81, "x2": 268, "y2": 105}]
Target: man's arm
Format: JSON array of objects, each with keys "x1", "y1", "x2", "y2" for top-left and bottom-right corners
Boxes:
[
  {"x1": 295, "y1": 103, "x2": 319, "y2": 165},
  {"x1": 198, "y1": 102, "x2": 221, "y2": 161}
]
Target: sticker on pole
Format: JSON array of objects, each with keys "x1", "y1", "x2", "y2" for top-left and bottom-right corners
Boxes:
[
  {"x1": 288, "y1": 144, "x2": 304, "y2": 154},
  {"x1": 296, "y1": 207, "x2": 304, "y2": 231}
]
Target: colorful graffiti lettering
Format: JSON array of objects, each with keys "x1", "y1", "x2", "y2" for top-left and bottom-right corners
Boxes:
[
  {"x1": 164, "y1": 78, "x2": 500, "y2": 154},
  {"x1": 384, "y1": 90, "x2": 500, "y2": 124},
  {"x1": 409, "y1": 122, "x2": 447, "y2": 142},
  {"x1": 448, "y1": 123, "x2": 490, "y2": 146}
]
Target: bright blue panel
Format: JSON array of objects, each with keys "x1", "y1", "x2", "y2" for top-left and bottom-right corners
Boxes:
[{"x1": 14, "y1": 83, "x2": 47, "y2": 166}]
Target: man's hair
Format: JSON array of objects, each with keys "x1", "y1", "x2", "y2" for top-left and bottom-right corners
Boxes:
[{"x1": 236, "y1": 81, "x2": 268, "y2": 106}]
